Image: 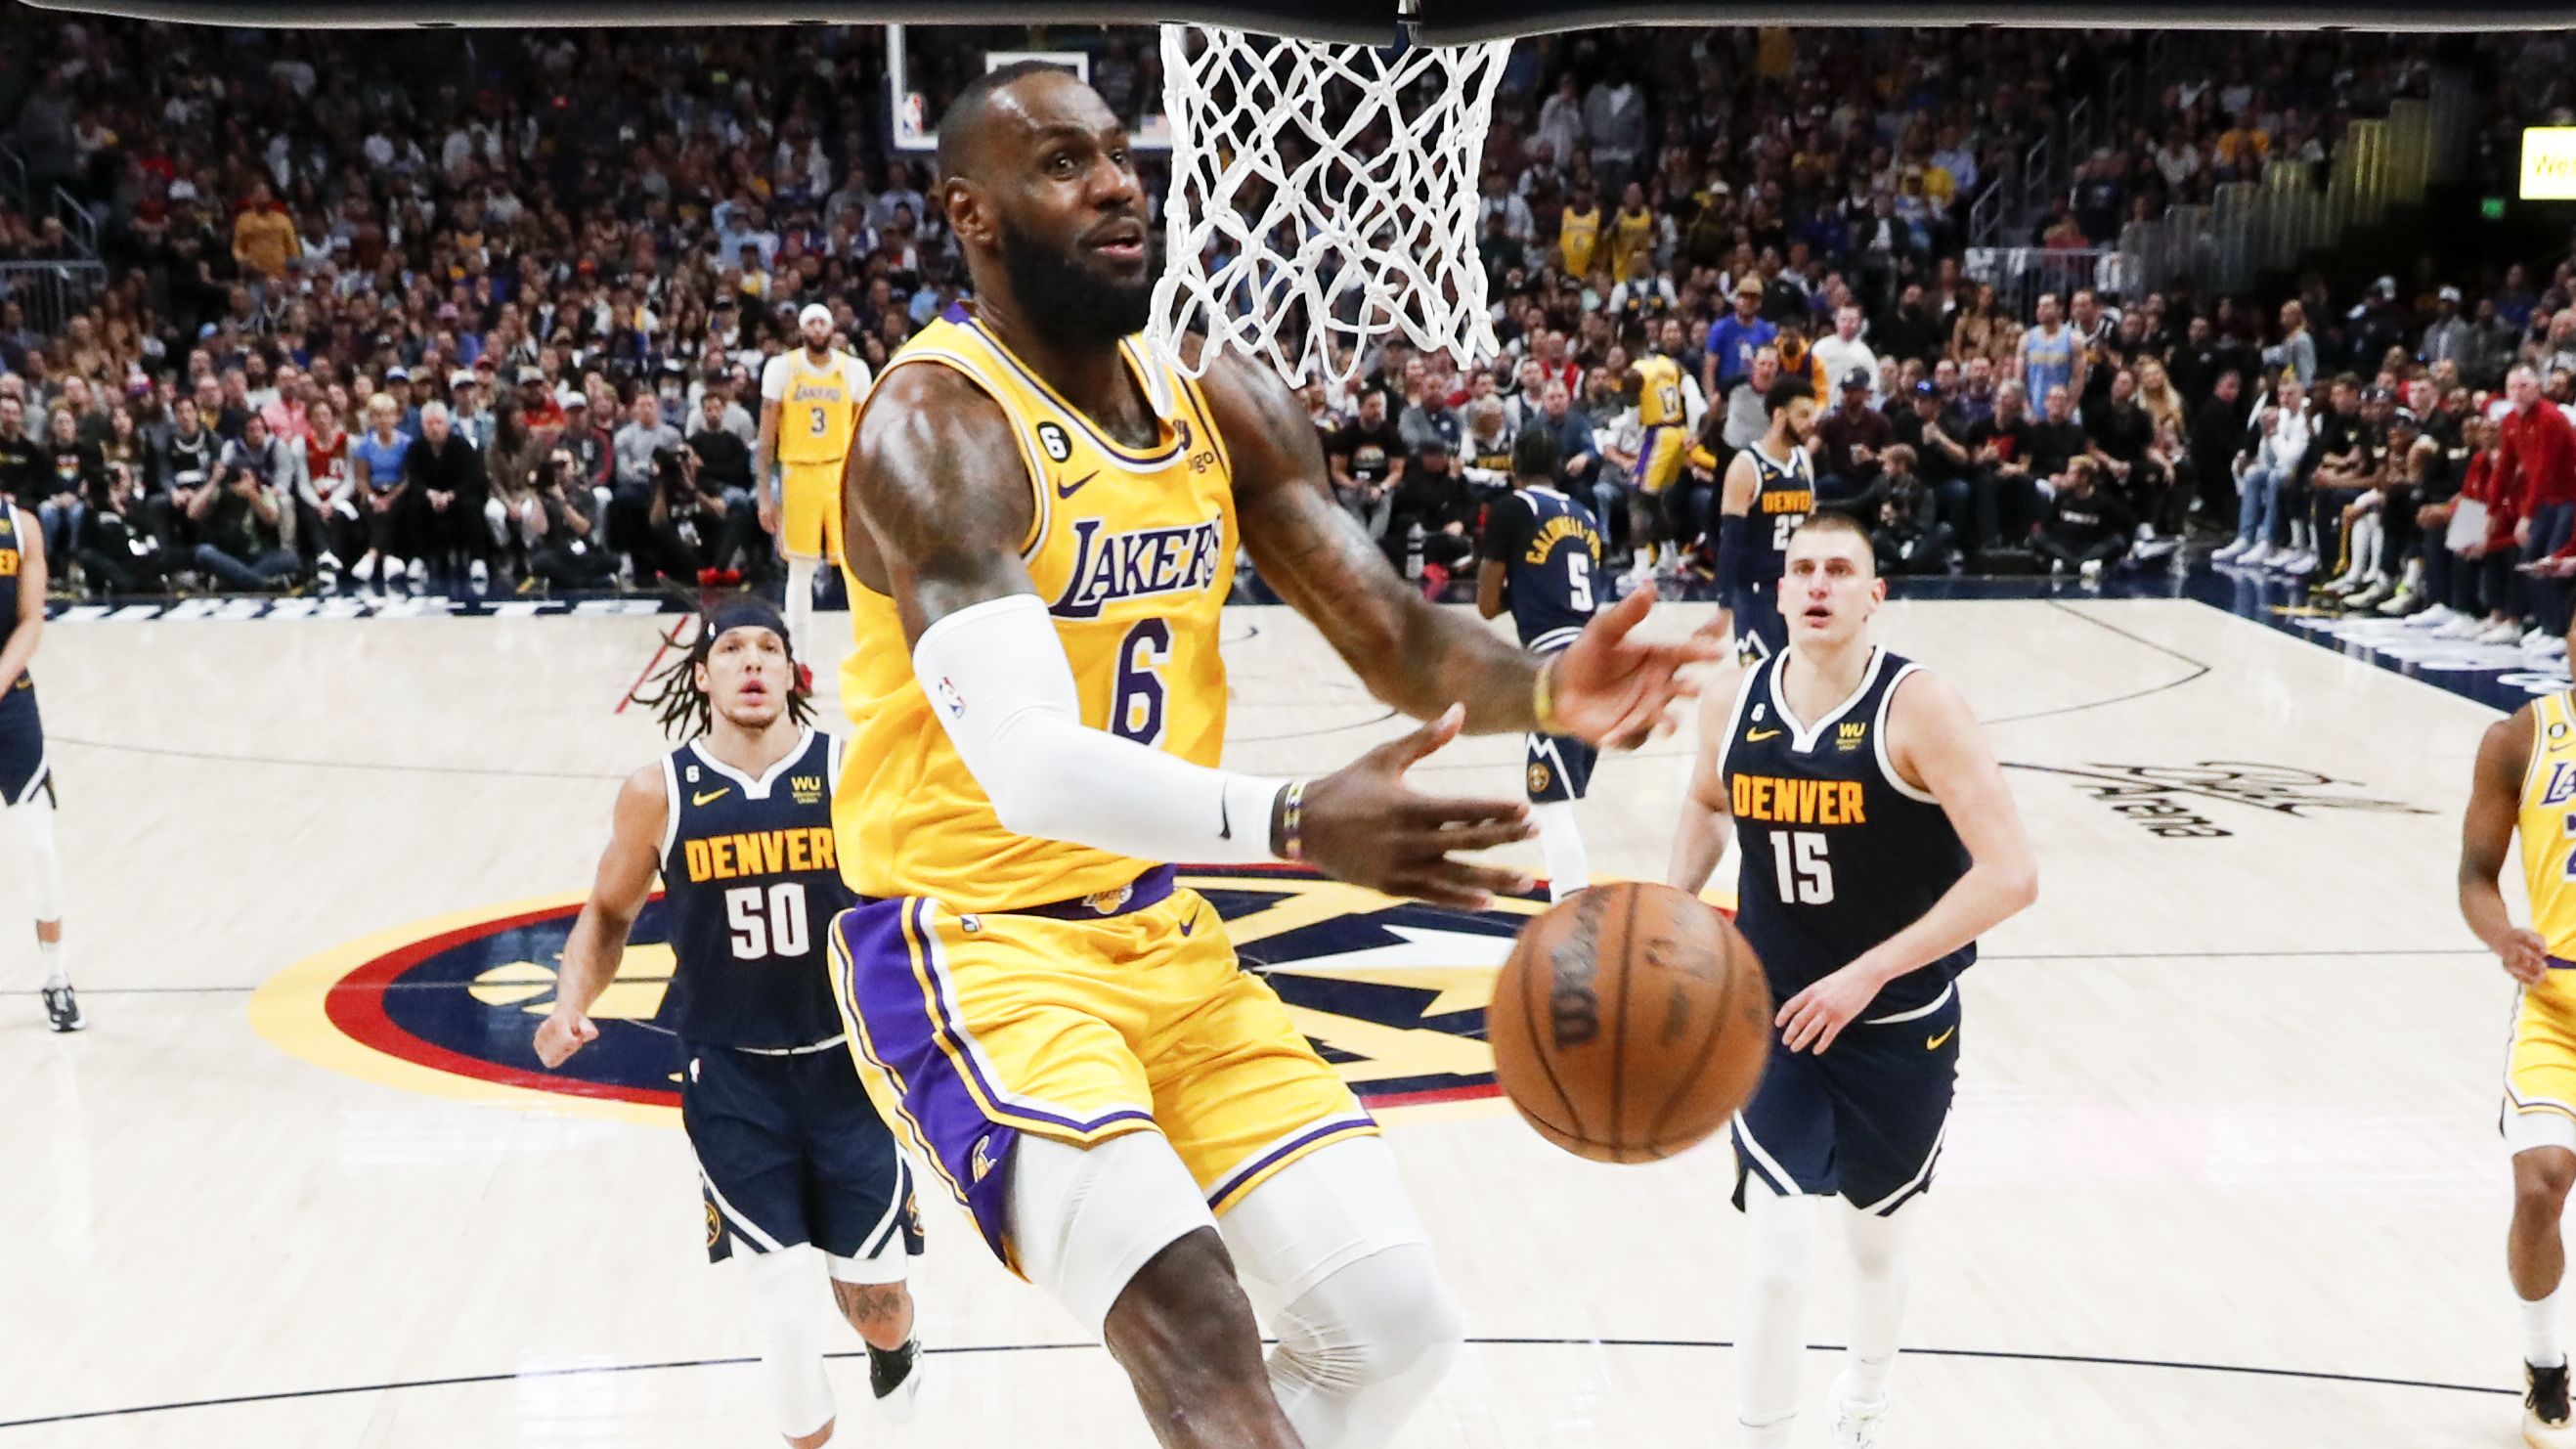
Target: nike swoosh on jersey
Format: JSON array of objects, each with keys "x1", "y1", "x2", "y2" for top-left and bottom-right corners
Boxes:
[
  {"x1": 691, "y1": 788, "x2": 731, "y2": 806},
  {"x1": 1746, "y1": 728, "x2": 1783, "y2": 742},
  {"x1": 1178, "y1": 910, "x2": 1202, "y2": 938},
  {"x1": 1925, "y1": 1025, "x2": 1956, "y2": 1050},
  {"x1": 1056, "y1": 471, "x2": 1100, "y2": 500}
]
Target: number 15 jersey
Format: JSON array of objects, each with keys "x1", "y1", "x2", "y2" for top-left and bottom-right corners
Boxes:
[
  {"x1": 1719, "y1": 646, "x2": 1971, "y2": 1017},
  {"x1": 836, "y1": 306, "x2": 1241, "y2": 912}
]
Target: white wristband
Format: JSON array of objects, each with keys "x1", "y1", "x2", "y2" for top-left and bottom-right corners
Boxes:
[{"x1": 913, "y1": 594, "x2": 1288, "y2": 864}]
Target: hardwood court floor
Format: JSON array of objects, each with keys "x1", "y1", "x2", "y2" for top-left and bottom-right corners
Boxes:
[{"x1": 0, "y1": 595, "x2": 2536, "y2": 1447}]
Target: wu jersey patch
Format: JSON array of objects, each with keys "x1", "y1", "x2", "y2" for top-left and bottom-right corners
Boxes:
[{"x1": 250, "y1": 866, "x2": 1637, "y2": 1121}]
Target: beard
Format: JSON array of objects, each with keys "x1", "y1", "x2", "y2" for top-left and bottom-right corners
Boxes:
[{"x1": 996, "y1": 214, "x2": 1153, "y2": 349}]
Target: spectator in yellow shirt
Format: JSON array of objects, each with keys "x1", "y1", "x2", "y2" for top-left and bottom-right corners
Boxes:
[
  {"x1": 231, "y1": 181, "x2": 297, "y2": 280},
  {"x1": 1558, "y1": 181, "x2": 1602, "y2": 280}
]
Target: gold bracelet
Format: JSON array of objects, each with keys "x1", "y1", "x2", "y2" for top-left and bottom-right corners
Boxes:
[{"x1": 1532, "y1": 656, "x2": 1568, "y2": 737}]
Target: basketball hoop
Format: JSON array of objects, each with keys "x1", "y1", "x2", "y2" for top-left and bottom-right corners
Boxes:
[{"x1": 1150, "y1": 23, "x2": 1510, "y2": 388}]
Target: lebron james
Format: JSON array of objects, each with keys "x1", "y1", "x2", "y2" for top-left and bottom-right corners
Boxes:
[{"x1": 825, "y1": 64, "x2": 1714, "y2": 1449}]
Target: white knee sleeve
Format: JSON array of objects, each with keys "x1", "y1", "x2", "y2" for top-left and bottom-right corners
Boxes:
[
  {"x1": 1839, "y1": 1204, "x2": 1915, "y2": 1400},
  {"x1": 11, "y1": 798, "x2": 63, "y2": 923},
  {"x1": 742, "y1": 1244, "x2": 835, "y2": 1439},
  {"x1": 1738, "y1": 1185, "x2": 1818, "y2": 1435},
  {"x1": 1219, "y1": 1136, "x2": 1458, "y2": 1449},
  {"x1": 1262, "y1": 1243, "x2": 1463, "y2": 1449},
  {"x1": 1008, "y1": 1129, "x2": 1216, "y2": 1335}
]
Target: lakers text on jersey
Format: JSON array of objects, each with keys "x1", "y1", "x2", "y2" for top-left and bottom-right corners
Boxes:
[
  {"x1": 2506, "y1": 693, "x2": 2576, "y2": 1152},
  {"x1": 828, "y1": 308, "x2": 1375, "y2": 1269},
  {"x1": 1719, "y1": 646, "x2": 1967, "y2": 1215}
]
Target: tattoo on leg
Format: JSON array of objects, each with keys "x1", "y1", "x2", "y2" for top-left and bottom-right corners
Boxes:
[{"x1": 832, "y1": 1279, "x2": 915, "y2": 1348}]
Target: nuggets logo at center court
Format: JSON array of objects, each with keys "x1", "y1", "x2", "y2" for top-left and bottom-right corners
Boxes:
[{"x1": 251, "y1": 867, "x2": 1561, "y2": 1120}]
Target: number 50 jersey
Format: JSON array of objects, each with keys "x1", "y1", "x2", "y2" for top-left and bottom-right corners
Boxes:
[
  {"x1": 659, "y1": 726, "x2": 855, "y2": 1050},
  {"x1": 1718, "y1": 646, "x2": 1972, "y2": 1018}
]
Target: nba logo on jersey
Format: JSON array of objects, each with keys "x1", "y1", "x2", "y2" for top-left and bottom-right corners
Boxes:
[
  {"x1": 2546, "y1": 762, "x2": 2576, "y2": 807},
  {"x1": 936, "y1": 678, "x2": 968, "y2": 720}
]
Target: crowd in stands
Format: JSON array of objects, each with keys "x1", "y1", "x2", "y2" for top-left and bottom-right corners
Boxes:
[{"x1": 0, "y1": 8, "x2": 2556, "y2": 614}]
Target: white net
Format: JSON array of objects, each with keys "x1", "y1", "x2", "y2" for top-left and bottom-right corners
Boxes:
[{"x1": 1150, "y1": 24, "x2": 1511, "y2": 388}]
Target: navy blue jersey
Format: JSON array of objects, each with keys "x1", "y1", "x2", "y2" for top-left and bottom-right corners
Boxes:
[
  {"x1": 1743, "y1": 442, "x2": 1814, "y2": 583},
  {"x1": 0, "y1": 504, "x2": 28, "y2": 670},
  {"x1": 1720, "y1": 646, "x2": 1971, "y2": 1017},
  {"x1": 1478, "y1": 485, "x2": 1602, "y2": 654},
  {"x1": 656, "y1": 727, "x2": 855, "y2": 1049}
]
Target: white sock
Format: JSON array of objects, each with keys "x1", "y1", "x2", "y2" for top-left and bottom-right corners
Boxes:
[
  {"x1": 2526, "y1": 1286, "x2": 2565, "y2": 1368},
  {"x1": 1842, "y1": 1205, "x2": 1915, "y2": 1402},
  {"x1": 38, "y1": 936, "x2": 65, "y2": 991},
  {"x1": 1532, "y1": 800, "x2": 1589, "y2": 901},
  {"x1": 1739, "y1": 1186, "x2": 1817, "y2": 1445},
  {"x1": 785, "y1": 558, "x2": 817, "y2": 667}
]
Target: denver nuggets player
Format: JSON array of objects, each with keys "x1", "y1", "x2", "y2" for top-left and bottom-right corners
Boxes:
[
  {"x1": 2459, "y1": 684, "x2": 2576, "y2": 1448},
  {"x1": 1624, "y1": 333, "x2": 1693, "y2": 584},
  {"x1": 827, "y1": 64, "x2": 1713, "y2": 1449},
  {"x1": 758, "y1": 304, "x2": 871, "y2": 669},
  {"x1": 1477, "y1": 429, "x2": 1602, "y2": 901},
  {"x1": 535, "y1": 600, "x2": 923, "y2": 1448},
  {"x1": 1671, "y1": 514, "x2": 2036, "y2": 1448},
  {"x1": 0, "y1": 502, "x2": 77, "y2": 1032},
  {"x1": 1715, "y1": 380, "x2": 1818, "y2": 664}
]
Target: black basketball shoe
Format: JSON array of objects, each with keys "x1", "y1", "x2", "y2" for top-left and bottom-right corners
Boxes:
[
  {"x1": 42, "y1": 982, "x2": 83, "y2": 1032},
  {"x1": 2526, "y1": 1358, "x2": 2572, "y2": 1449},
  {"x1": 868, "y1": 1338, "x2": 921, "y2": 1423}
]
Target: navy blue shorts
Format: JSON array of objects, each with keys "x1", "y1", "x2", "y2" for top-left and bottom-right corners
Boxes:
[
  {"x1": 0, "y1": 679, "x2": 51, "y2": 807},
  {"x1": 1731, "y1": 983, "x2": 1958, "y2": 1216},
  {"x1": 681, "y1": 1039, "x2": 924, "y2": 1266},
  {"x1": 1525, "y1": 732, "x2": 1596, "y2": 804},
  {"x1": 1724, "y1": 583, "x2": 1785, "y2": 665}
]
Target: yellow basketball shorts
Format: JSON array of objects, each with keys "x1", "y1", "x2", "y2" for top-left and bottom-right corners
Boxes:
[
  {"x1": 778, "y1": 460, "x2": 844, "y2": 563},
  {"x1": 2507, "y1": 973, "x2": 2576, "y2": 1153},
  {"x1": 828, "y1": 870, "x2": 1377, "y2": 1270},
  {"x1": 1633, "y1": 424, "x2": 1688, "y2": 496}
]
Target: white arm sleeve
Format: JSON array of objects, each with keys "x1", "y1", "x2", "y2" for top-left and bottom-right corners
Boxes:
[{"x1": 913, "y1": 593, "x2": 1291, "y2": 866}]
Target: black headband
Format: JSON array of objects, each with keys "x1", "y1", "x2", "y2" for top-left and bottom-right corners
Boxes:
[{"x1": 699, "y1": 598, "x2": 792, "y2": 659}]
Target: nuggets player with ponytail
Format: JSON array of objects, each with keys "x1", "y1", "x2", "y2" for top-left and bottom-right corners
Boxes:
[{"x1": 535, "y1": 599, "x2": 925, "y2": 1449}]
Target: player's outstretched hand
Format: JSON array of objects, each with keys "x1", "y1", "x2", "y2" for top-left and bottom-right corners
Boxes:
[
  {"x1": 1550, "y1": 581, "x2": 1727, "y2": 750},
  {"x1": 2500, "y1": 928, "x2": 2552, "y2": 986},
  {"x1": 1775, "y1": 963, "x2": 1882, "y2": 1054},
  {"x1": 534, "y1": 1008, "x2": 601, "y2": 1069},
  {"x1": 1300, "y1": 704, "x2": 1536, "y2": 911}
]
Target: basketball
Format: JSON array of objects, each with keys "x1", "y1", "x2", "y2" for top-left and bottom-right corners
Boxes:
[{"x1": 1487, "y1": 882, "x2": 1771, "y2": 1164}]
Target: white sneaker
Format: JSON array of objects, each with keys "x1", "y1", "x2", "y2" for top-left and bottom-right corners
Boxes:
[
  {"x1": 869, "y1": 1338, "x2": 924, "y2": 1424},
  {"x1": 2407, "y1": 604, "x2": 2458, "y2": 630},
  {"x1": 469, "y1": 557, "x2": 490, "y2": 591},
  {"x1": 2211, "y1": 537, "x2": 2251, "y2": 563},
  {"x1": 1829, "y1": 1371, "x2": 1891, "y2": 1449},
  {"x1": 2374, "y1": 587, "x2": 2416, "y2": 616},
  {"x1": 2347, "y1": 579, "x2": 2396, "y2": 611},
  {"x1": 2532, "y1": 628, "x2": 2559, "y2": 650},
  {"x1": 354, "y1": 549, "x2": 379, "y2": 584},
  {"x1": 407, "y1": 556, "x2": 428, "y2": 588},
  {"x1": 2436, "y1": 615, "x2": 2489, "y2": 640},
  {"x1": 2283, "y1": 549, "x2": 2319, "y2": 576},
  {"x1": 2477, "y1": 619, "x2": 2528, "y2": 645},
  {"x1": 2079, "y1": 558, "x2": 2105, "y2": 585},
  {"x1": 2538, "y1": 637, "x2": 2571, "y2": 661}
]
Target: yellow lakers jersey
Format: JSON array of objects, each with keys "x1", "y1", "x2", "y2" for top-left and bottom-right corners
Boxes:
[
  {"x1": 1610, "y1": 207, "x2": 1655, "y2": 282},
  {"x1": 2523, "y1": 693, "x2": 2576, "y2": 957},
  {"x1": 778, "y1": 350, "x2": 863, "y2": 466},
  {"x1": 1635, "y1": 354, "x2": 1686, "y2": 429},
  {"x1": 1559, "y1": 206, "x2": 1602, "y2": 279},
  {"x1": 836, "y1": 312, "x2": 1238, "y2": 912}
]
